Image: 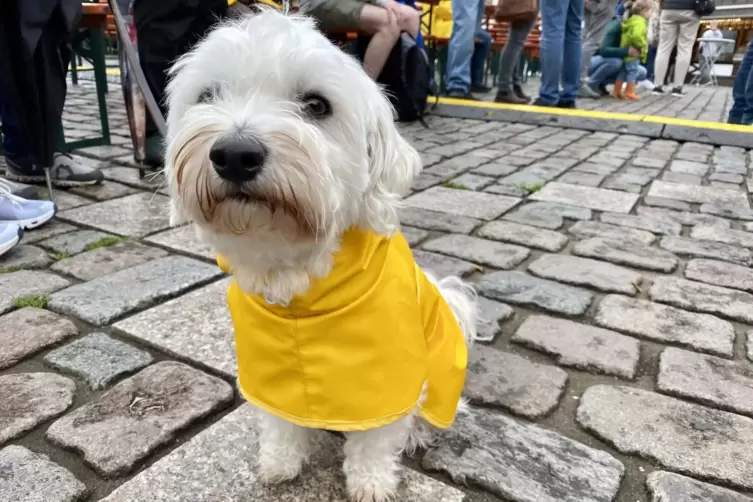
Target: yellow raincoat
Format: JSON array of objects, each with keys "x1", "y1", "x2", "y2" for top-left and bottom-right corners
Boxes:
[
  {"x1": 421, "y1": 0, "x2": 453, "y2": 39},
  {"x1": 218, "y1": 228, "x2": 467, "y2": 432}
]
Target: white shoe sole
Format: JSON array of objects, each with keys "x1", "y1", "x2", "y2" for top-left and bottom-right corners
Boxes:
[
  {"x1": 0, "y1": 228, "x2": 22, "y2": 257},
  {"x1": 0, "y1": 207, "x2": 56, "y2": 230}
]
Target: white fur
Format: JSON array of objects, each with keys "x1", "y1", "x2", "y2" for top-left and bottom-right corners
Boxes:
[{"x1": 164, "y1": 9, "x2": 476, "y2": 501}]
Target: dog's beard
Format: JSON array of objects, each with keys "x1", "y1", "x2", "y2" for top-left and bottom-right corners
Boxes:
[{"x1": 169, "y1": 121, "x2": 345, "y2": 241}]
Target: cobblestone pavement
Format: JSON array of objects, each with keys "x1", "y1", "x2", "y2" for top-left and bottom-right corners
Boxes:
[
  {"x1": 487, "y1": 78, "x2": 735, "y2": 123},
  {"x1": 2, "y1": 82, "x2": 753, "y2": 502}
]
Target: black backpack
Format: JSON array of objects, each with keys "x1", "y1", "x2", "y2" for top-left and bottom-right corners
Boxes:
[
  {"x1": 694, "y1": 0, "x2": 715, "y2": 16},
  {"x1": 357, "y1": 33, "x2": 431, "y2": 123}
]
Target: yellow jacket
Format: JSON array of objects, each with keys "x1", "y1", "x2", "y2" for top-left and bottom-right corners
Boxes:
[
  {"x1": 218, "y1": 229, "x2": 467, "y2": 432},
  {"x1": 422, "y1": 0, "x2": 453, "y2": 39}
]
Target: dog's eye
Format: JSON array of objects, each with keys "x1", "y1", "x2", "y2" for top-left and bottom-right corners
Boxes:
[
  {"x1": 302, "y1": 93, "x2": 331, "y2": 118},
  {"x1": 197, "y1": 88, "x2": 215, "y2": 104}
]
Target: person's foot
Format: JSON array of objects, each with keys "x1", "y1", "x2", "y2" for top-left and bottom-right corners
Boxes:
[
  {"x1": 471, "y1": 84, "x2": 493, "y2": 94},
  {"x1": 598, "y1": 83, "x2": 610, "y2": 96},
  {"x1": 5, "y1": 153, "x2": 104, "y2": 187},
  {"x1": 0, "y1": 222, "x2": 22, "y2": 258},
  {"x1": 557, "y1": 100, "x2": 576, "y2": 109},
  {"x1": 0, "y1": 176, "x2": 38, "y2": 199},
  {"x1": 652, "y1": 85, "x2": 665, "y2": 95},
  {"x1": 623, "y1": 83, "x2": 640, "y2": 101},
  {"x1": 513, "y1": 85, "x2": 530, "y2": 101},
  {"x1": 577, "y1": 83, "x2": 601, "y2": 99},
  {"x1": 445, "y1": 90, "x2": 477, "y2": 100},
  {"x1": 671, "y1": 86, "x2": 686, "y2": 97},
  {"x1": 638, "y1": 79, "x2": 655, "y2": 91},
  {"x1": 494, "y1": 90, "x2": 528, "y2": 104},
  {"x1": 144, "y1": 133, "x2": 165, "y2": 167},
  {"x1": 532, "y1": 98, "x2": 555, "y2": 107},
  {"x1": 0, "y1": 181, "x2": 56, "y2": 229}
]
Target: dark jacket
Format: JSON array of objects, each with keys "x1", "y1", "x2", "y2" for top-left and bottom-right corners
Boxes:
[
  {"x1": 660, "y1": 0, "x2": 696, "y2": 10},
  {"x1": 597, "y1": 18, "x2": 630, "y2": 59}
]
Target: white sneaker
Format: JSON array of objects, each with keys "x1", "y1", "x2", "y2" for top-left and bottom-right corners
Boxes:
[
  {"x1": 0, "y1": 222, "x2": 22, "y2": 257},
  {"x1": 638, "y1": 80, "x2": 655, "y2": 91},
  {"x1": 0, "y1": 179, "x2": 57, "y2": 229}
]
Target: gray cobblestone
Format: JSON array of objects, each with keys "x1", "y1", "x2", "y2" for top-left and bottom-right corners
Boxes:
[
  {"x1": 569, "y1": 221, "x2": 656, "y2": 244},
  {"x1": 647, "y1": 471, "x2": 753, "y2": 502},
  {"x1": 0, "y1": 445, "x2": 87, "y2": 502},
  {"x1": 528, "y1": 254, "x2": 643, "y2": 295},
  {"x1": 650, "y1": 276, "x2": 753, "y2": 324},
  {"x1": 479, "y1": 271, "x2": 593, "y2": 316},
  {"x1": 478, "y1": 220, "x2": 568, "y2": 252},
  {"x1": 659, "y1": 236, "x2": 751, "y2": 265},
  {"x1": 423, "y1": 234, "x2": 530, "y2": 269},
  {"x1": 573, "y1": 237, "x2": 678, "y2": 272}
]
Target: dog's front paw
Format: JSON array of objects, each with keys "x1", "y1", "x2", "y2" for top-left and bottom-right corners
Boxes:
[
  {"x1": 347, "y1": 476, "x2": 398, "y2": 502},
  {"x1": 257, "y1": 455, "x2": 303, "y2": 485}
]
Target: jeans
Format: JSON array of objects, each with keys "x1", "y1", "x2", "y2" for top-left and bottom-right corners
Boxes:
[
  {"x1": 496, "y1": 17, "x2": 536, "y2": 93},
  {"x1": 653, "y1": 9, "x2": 700, "y2": 87},
  {"x1": 0, "y1": 88, "x2": 28, "y2": 161},
  {"x1": 588, "y1": 55, "x2": 646, "y2": 85},
  {"x1": 445, "y1": 0, "x2": 485, "y2": 93},
  {"x1": 646, "y1": 45, "x2": 657, "y2": 81},
  {"x1": 617, "y1": 58, "x2": 641, "y2": 83},
  {"x1": 728, "y1": 38, "x2": 753, "y2": 125},
  {"x1": 539, "y1": 0, "x2": 585, "y2": 105},
  {"x1": 580, "y1": 0, "x2": 620, "y2": 81},
  {"x1": 471, "y1": 30, "x2": 492, "y2": 87}
]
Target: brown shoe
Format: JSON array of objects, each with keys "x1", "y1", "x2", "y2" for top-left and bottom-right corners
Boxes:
[
  {"x1": 612, "y1": 80, "x2": 624, "y2": 99},
  {"x1": 623, "y1": 83, "x2": 641, "y2": 101},
  {"x1": 495, "y1": 90, "x2": 528, "y2": 104}
]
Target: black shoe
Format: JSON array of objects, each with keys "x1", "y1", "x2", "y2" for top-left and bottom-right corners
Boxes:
[
  {"x1": 513, "y1": 85, "x2": 530, "y2": 101},
  {"x1": 598, "y1": 83, "x2": 610, "y2": 96},
  {"x1": 652, "y1": 85, "x2": 665, "y2": 95},
  {"x1": 471, "y1": 84, "x2": 493, "y2": 93},
  {"x1": 557, "y1": 100, "x2": 576, "y2": 109},
  {"x1": 445, "y1": 90, "x2": 478, "y2": 100},
  {"x1": 495, "y1": 90, "x2": 528, "y2": 104},
  {"x1": 671, "y1": 86, "x2": 685, "y2": 97}
]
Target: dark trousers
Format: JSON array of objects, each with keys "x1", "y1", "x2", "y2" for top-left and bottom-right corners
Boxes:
[{"x1": 133, "y1": 0, "x2": 227, "y2": 138}]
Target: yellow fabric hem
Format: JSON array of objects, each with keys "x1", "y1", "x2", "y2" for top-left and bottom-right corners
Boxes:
[
  {"x1": 239, "y1": 387, "x2": 419, "y2": 432},
  {"x1": 419, "y1": 409, "x2": 453, "y2": 430}
]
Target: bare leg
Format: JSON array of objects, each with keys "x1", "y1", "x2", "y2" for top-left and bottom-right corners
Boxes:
[
  {"x1": 359, "y1": 4, "x2": 401, "y2": 79},
  {"x1": 256, "y1": 409, "x2": 312, "y2": 484},
  {"x1": 343, "y1": 414, "x2": 414, "y2": 502}
]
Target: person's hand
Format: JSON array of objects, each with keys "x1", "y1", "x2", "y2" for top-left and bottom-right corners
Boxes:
[
  {"x1": 628, "y1": 47, "x2": 640, "y2": 57},
  {"x1": 385, "y1": 0, "x2": 420, "y2": 36}
]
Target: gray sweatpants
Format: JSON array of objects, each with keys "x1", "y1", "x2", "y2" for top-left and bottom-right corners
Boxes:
[{"x1": 579, "y1": 0, "x2": 620, "y2": 82}]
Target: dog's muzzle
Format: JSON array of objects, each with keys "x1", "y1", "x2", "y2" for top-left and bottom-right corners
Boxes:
[{"x1": 209, "y1": 136, "x2": 267, "y2": 183}]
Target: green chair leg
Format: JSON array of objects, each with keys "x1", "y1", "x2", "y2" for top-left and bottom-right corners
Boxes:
[
  {"x1": 490, "y1": 48, "x2": 501, "y2": 87},
  {"x1": 88, "y1": 28, "x2": 111, "y2": 144},
  {"x1": 70, "y1": 59, "x2": 78, "y2": 85}
]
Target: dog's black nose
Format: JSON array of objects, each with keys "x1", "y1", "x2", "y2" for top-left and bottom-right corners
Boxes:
[{"x1": 209, "y1": 137, "x2": 267, "y2": 183}]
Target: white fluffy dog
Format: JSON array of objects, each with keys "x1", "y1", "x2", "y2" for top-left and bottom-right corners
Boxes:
[{"x1": 164, "y1": 9, "x2": 476, "y2": 502}]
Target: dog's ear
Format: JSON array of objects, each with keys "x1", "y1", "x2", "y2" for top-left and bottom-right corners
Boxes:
[{"x1": 362, "y1": 102, "x2": 421, "y2": 235}]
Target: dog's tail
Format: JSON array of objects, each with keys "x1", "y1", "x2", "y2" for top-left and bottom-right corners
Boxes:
[{"x1": 424, "y1": 272, "x2": 477, "y2": 348}]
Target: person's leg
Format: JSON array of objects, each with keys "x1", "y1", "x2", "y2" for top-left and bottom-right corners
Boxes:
[
  {"x1": 612, "y1": 64, "x2": 627, "y2": 98},
  {"x1": 742, "y1": 64, "x2": 753, "y2": 125},
  {"x1": 646, "y1": 44, "x2": 657, "y2": 81},
  {"x1": 471, "y1": 30, "x2": 492, "y2": 91},
  {"x1": 358, "y1": 5, "x2": 402, "y2": 79},
  {"x1": 729, "y1": 39, "x2": 753, "y2": 124},
  {"x1": 560, "y1": 0, "x2": 585, "y2": 104},
  {"x1": 495, "y1": 17, "x2": 535, "y2": 100},
  {"x1": 445, "y1": 0, "x2": 482, "y2": 95},
  {"x1": 538, "y1": 0, "x2": 568, "y2": 105},
  {"x1": 673, "y1": 10, "x2": 701, "y2": 88},
  {"x1": 588, "y1": 56, "x2": 622, "y2": 86},
  {"x1": 134, "y1": 0, "x2": 227, "y2": 165},
  {"x1": 579, "y1": 0, "x2": 619, "y2": 82},
  {"x1": 653, "y1": 10, "x2": 680, "y2": 90},
  {"x1": 623, "y1": 59, "x2": 641, "y2": 100},
  {"x1": 0, "y1": 88, "x2": 29, "y2": 162},
  {"x1": 635, "y1": 64, "x2": 647, "y2": 82}
]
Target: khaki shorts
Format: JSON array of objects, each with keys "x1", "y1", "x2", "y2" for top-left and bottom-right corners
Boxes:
[{"x1": 307, "y1": 0, "x2": 367, "y2": 29}]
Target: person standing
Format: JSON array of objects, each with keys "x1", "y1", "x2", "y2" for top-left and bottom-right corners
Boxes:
[
  {"x1": 444, "y1": 0, "x2": 491, "y2": 98},
  {"x1": 536, "y1": 0, "x2": 586, "y2": 108},
  {"x1": 494, "y1": 16, "x2": 537, "y2": 103},
  {"x1": 0, "y1": 0, "x2": 104, "y2": 187},
  {"x1": 651, "y1": 0, "x2": 700, "y2": 96},
  {"x1": 728, "y1": 38, "x2": 753, "y2": 125},
  {"x1": 578, "y1": 0, "x2": 622, "y2": 98}
]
